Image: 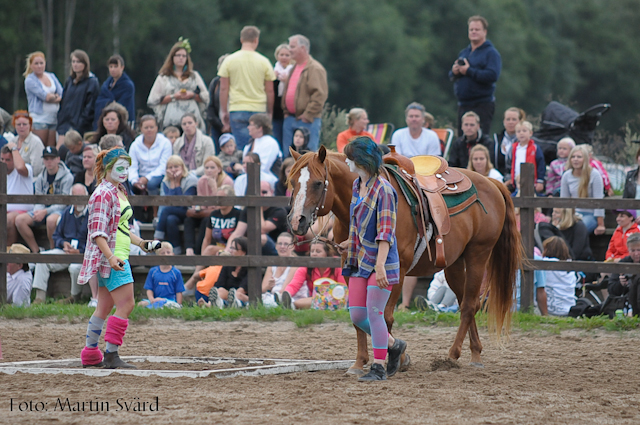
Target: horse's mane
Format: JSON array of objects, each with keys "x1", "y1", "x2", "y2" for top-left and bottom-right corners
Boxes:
[{"x1": 288, "y1": 150, "x2": 347, "y2": 187}]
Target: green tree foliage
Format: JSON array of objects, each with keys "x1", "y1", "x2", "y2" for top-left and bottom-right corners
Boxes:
[{"x1": 1, "y1": 0, "x2": 639, "y2": 135}]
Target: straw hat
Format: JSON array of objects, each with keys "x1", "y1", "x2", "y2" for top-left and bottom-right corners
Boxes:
[{"x1": 7, "y1": 243, "x2": 30, "y2": 254}]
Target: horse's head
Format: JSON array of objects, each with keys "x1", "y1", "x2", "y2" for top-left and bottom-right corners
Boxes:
[{"x1": 287, "y1": 146, "x2": 338, "y2": 235}]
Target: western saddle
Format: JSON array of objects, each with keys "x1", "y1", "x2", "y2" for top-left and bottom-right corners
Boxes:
[{"x1": 383, "y1": 146, "x2": 475, "y2": 268}]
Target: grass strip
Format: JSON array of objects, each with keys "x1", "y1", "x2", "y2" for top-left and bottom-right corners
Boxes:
[{"x1": 1, "y1": 304, "x2": 638, "y2": 331}]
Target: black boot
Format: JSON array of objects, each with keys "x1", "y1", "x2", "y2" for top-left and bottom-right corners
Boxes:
[
  {"x1": 386, "y1": 338, "x2": 407, "y2": 377},
  {"x1": 103, "y1": 351, "x2": 137, "y2": 369},
  {"x1": 358, "y1": 363, "x2": 387, "y2": 382}
]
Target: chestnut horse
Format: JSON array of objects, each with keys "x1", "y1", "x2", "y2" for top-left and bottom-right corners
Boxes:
[{"x1": 287, "y1": 146, "x2": 523, "y2": 374}]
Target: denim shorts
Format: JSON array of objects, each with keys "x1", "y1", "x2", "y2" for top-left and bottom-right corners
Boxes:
[
  {"x1": 98, "y1": 260, "x2": 134, "y2": 292},
  {"x1": 32, "y1": 122, "x2": 56, "y2": 131}
]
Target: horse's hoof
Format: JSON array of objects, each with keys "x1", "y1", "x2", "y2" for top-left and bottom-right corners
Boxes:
[
  {"x1": 346, "y1": 368, "x2": 366, "y2": 377},
  {"x1": 469, "y1": 362, "x2": 484, "y2": 368},
  {"x1": 399, "y1": 353, "x2": 411, "y2": 372}
]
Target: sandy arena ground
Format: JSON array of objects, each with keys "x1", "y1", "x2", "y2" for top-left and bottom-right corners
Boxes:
[{"x1": 0, "y1": 318, "x2": 639, "y2": 424}]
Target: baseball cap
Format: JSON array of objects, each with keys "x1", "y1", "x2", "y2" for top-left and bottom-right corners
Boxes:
[
  {"x1": 42, "y1": 146, "x2": 59, "y2": 158},
  {"x1": 616, "y1": 209, "x2": 637, "y2": 219},
  {"x1": 219, "y1": 133, "x2": 235, "y2": 147}
]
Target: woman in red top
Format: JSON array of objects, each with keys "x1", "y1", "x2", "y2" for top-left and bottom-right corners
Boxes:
[
  {"x1": 336, "y1": 108, "x2": 375, "y2": 153},
  {"x1": 606, "y1": 210, "x2": 640, "y2": 261},
  {"x1": 281, "y1": 240, "x2": 344, "y2": 309}
]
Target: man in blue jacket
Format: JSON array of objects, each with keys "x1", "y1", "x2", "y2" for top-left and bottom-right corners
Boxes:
[
  {"x1": 93, "y1": 55, "x2": 136, "y2": 130},
  {"x1": 449, "y1": 15, "x2": 501, "y2": 137},
  {"x1": 32, "y1": 184, "x2": 90, "y2": 304}
]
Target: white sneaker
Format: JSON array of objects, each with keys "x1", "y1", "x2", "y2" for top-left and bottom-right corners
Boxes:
[
  {"x1": 209, "y1": 287, "x2": 224, "y2": 309},
  {"x1": 88, "y1": 298, "x2": 98, "y2": 308},
  {"x1": 227, "y1": 288, "x2": 237, "y2": 308}
]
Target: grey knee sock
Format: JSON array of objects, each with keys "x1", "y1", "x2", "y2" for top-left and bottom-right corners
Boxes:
[
  {"x1": 35, "y1": 289, "x2": 46, "y2": 302},
  {"x1": 85, "y1": 315, "x2": 105, "y2": 348}
]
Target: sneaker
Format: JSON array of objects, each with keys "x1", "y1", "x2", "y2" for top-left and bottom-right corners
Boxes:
[
  {"x1": 273, "y1": 292, "x2": 280, "y2": 305},
  {"x1": 386, "y1": 338, "x2": 407, "y2": 377},
  {"x1": 358, "y1": 363, "x2": 387, "y2": 382},
  {"x1": 415, "y1": 295, "x2": 428, "y2": 312},
  {"x1": 396, "y1": 304, "x2": 409, "y2": 312},
  {"x1": 88, "y1": 298, "x2": 98, "y2": 308},
  {"x1": 209, "y1": 287, "x2": 224, "y2": 309},
  {"x1": 227, "y1": 288, "x2": 237, "y2": 308},
  {"x1": 281, "y1": 291, "x2": 292, "y2": 310}
]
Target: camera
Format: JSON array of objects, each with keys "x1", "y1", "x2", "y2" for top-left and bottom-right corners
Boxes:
[
  {"x1": 624, "y1": 274, "x2": 634, "y2": 280},
  {"x1": 457, "y1": 58, "x2": 466, "y2": 66}
]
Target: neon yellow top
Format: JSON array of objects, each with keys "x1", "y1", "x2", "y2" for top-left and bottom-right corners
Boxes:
[{"x1": 113, "y1": 193, "x2": 133, "y2": 261}]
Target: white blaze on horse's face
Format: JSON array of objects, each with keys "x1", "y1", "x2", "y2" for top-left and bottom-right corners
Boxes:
[{"x1": 291, "y1": 166, "x2": 310, "y2": 231}]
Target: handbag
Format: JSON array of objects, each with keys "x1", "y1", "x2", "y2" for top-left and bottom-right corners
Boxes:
[{"x1": 311, "y1": 277, "x2": 349, "y2": 311}]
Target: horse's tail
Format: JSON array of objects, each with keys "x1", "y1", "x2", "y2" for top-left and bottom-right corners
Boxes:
[{"x1": 484, "y1": 179, "x2": 523, "y2": 343}]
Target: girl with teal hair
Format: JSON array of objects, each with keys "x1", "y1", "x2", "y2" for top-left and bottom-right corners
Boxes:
[{"x1": 341, "y1": 136, "x2": 406, "y2": 382}]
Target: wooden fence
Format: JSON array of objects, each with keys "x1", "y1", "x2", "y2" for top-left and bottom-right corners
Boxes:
[
  {"x1": 0, "y1": 163, "x2": 340, "y2": 305},
  {"x1": 2, "y1": 161, "x2": 640, "y2": 311},
  {"x1": 516, "y1": 163, "x2": 640, "y2": 309}
]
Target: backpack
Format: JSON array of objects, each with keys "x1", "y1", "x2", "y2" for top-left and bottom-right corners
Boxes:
[
  {"x1": 599, "y1": 295, "x2": 627, "y2": 319},
  {"x1": 568, "y1": 297, "x2": 601, "y2": 318}
]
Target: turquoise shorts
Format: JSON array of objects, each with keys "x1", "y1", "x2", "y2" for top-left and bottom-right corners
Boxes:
[{"x1": 98, "y1": 260, "x2": 133, "y2": 292}]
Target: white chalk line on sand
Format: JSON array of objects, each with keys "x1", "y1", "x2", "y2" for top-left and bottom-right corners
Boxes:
[{"x1": 0, "y1": 356, "x2": 354, "y2": 379}]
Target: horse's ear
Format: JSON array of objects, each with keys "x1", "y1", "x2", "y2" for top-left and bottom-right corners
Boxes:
[
  {"x1": 289, "y1": 147, "x2": 301, "y2": 160},
  {"x1": 318, "y1": 145, "x2": 327, "y2": 163}
]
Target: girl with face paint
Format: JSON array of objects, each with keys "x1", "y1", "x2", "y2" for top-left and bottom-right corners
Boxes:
[
  {"x1": 340, "y1": 137, "x2": 406, "y2": 382},
  {"x1": 77, "y1": 148, "x2": 161, "y2": 369}
]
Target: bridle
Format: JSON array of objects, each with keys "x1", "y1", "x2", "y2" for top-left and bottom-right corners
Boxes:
[
  {"x1": 288, "y1": 161, "x2": 341, "y2": 252},
  {"x1": 310, "y1": 161, "x2": 330, "y2": 225}
]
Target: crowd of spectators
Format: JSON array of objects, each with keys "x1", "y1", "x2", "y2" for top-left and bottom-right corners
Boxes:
[{"x1": 2, "y1": 19, "x2": 638, "y2": 317}]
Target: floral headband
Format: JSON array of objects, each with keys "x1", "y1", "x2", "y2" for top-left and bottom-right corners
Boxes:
[{"x1": 177, "y1": 37, "x2": 191, "y2": 54}]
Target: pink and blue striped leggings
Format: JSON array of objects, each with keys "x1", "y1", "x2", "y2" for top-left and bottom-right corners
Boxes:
[{"x1": 348, "y1": 273, "x2": 392, "y2": 361}]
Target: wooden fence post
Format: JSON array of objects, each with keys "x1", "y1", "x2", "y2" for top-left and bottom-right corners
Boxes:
[
  {"x1": 0, "y1": 162, "x2": 6, "y2": 304},
  {"x1": 519, "y1": 162, "x2": 535, "y2": 311},
  {"x1": 245, "y1": 162, "x2": 262, "y2": 306}
]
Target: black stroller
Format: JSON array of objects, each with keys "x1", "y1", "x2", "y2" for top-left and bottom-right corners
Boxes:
[{"x1": 533, "y1": 101, "x2": 611, "y2": 165}]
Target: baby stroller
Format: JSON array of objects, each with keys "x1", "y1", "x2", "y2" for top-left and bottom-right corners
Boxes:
[{"x1": 533, "y1": 101, "x2": 611, "y2": 164}]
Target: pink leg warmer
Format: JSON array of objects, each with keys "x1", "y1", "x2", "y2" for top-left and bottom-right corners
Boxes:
[
  {"x1": 81, "y1": 346, "x2": 103, "y2": 366},
  {"x1": 104, "y1": 316, "x2": 128, "y2": 346}
]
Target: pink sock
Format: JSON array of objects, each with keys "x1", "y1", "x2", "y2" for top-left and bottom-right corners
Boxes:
[
  {"x1": 104, "y1": 316, "x2": 128, "y2": 346},
  {"x1": 81, "y1": 346, "x2": 103, "y2": 365}
]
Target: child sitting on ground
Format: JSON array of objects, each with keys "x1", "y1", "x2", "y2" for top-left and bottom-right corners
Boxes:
[
  {"x1": 217, "y1": 134, "x2": 243, "y2": 178},
  {"x1": 507, "y1": 121, "x2": 546, "y2": 195},
  {"x1": 542, "y1": 237, "x2": 578, "y2": 316},
  {"x1": 546, "y1": 137, "x2": 575, "y2": 196},
  {"x1": 163, "y1": 126, "x2": 180, "y2": 146},
  {"x1": 138, "y1": 242, "x2": 185, "y2": 308},
  {"x1": 206, "y1": 237, "x2": 249, "y2": 308},
  {"x1": 195, "y1": 251, "x2": 231, "y2": 306}
]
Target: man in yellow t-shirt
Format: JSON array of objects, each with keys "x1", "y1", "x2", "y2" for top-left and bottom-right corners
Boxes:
[{"x1": 218, "y1": 25, "x2": 276, "y2": 150}]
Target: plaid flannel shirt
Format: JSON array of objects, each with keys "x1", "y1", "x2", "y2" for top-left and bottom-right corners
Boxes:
[
  {"x1": 78, "y1": 180, "x2": 124, "y2": 285},
  {"x1": 342, "y1": 176, "x2": 400, "y2": 285}
]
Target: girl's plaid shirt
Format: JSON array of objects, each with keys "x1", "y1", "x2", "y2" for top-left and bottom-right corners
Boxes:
[{"x1": 78, "y1": 180, "x2": 125, "y2": 285}]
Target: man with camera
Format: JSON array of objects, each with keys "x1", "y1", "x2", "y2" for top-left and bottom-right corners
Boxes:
[
  {"x1": 608, "y1": 232, "x2": 640, "y2": 316},
  {"x1": 449, "y1": 15, "x2": 502, "y2": 136}
]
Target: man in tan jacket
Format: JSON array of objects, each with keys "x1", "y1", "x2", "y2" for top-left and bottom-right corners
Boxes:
[{"x1": 281, "y1": 34, "x2": 328, "y2": 156}]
